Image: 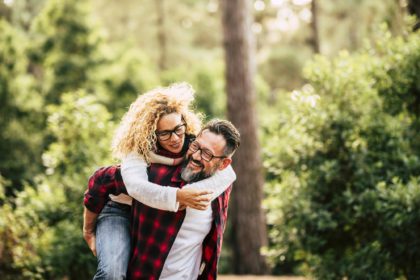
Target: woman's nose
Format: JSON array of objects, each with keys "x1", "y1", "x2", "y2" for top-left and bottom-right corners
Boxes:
[{"x1": 170, "y1": 132, "x2": 180, "y2": 141}]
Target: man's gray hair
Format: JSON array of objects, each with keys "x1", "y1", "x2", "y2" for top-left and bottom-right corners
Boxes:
[{"x1": 200, "y1": 119, "x2": 240, "y2": 156}]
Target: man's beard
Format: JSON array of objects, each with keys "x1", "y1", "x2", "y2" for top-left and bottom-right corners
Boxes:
[{"x1": 181, "y1": 155, "x2": 219, "y2": 183}]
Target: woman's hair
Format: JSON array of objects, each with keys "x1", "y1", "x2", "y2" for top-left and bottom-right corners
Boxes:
[{"x1": 112, "y1": 82, "x2": 202, "y2": 163}]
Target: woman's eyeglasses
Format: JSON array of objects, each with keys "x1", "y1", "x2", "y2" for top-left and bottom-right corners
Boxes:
[{"x1": 155, "y1": 123, "x2": 186, "y2": 141}]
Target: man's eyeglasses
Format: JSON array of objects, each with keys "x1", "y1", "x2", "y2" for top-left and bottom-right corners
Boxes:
[
  {"x1": 155, "y1": 123, "x2": 186, "y2": 141},
  {"x1": 188, "y1": 141, "x2": 226, "y2": 162}
]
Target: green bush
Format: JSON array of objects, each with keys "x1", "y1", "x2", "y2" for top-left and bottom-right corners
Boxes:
[
  {"x1": 0, "y1": 91, "x2": 115, "y2": 279},
  {"x1": 264, "y1": 29, "x2": 420, "y2": 278},
  {"x1": 0, "y1": 20, "x2": 45, "y2": 188}
]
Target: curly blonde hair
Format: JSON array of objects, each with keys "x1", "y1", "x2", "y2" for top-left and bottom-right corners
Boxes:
[{"x1": 112, "y1": 82, "x2": 202, "y2": 163}]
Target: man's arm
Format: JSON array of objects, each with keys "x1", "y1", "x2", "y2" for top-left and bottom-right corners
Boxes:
[
  {"x1": 83, "y1": 207, "x2": 98, "y2": 256},
  {"x1": 84, "y1": 166, "x2": 128, "y2": 214},
  {"x1": 182, "y1": 165, "x2": 236, "y2": 200}
]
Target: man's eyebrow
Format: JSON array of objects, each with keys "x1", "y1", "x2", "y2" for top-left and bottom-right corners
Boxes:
[{"x1": 196, "y1": 141, "x2": 213, "y2": 153}]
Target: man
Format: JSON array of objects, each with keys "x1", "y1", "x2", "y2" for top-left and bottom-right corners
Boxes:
[{"x1": 84, "y1": 119, "x2": 240, "y2": 279}]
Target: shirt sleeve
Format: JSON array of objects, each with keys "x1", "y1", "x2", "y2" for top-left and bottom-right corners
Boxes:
[
  {"x1": 121, "y1": 152, "x2": 179, "y2": 212},
  {"x1": 182, "y1": 165, "x2": 236, "y2": 200},
  {"x1": 84, "y1": 166, "x2": 128, "y2": 214}
]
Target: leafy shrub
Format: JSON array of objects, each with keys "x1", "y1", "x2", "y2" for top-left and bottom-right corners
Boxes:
[
  {"x1": 0, "y1": 91, "x2": 115, "y2": 279},
  {"x1": 264, "y1": 29, "x2": 420, "y2": 278}
]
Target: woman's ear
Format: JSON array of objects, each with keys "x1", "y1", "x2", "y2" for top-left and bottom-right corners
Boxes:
[{"x1": 218, "y1": 157, "x2": 232, "y2": 171}]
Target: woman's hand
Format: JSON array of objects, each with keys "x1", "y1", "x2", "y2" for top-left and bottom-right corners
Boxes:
[{"x1": 176, "y1": 188, "x2": 213, "y2": 210}]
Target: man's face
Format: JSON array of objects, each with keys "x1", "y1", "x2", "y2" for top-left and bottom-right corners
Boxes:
[{"x1": 181, "y1": 130, "x2": 231, "y2": 182}]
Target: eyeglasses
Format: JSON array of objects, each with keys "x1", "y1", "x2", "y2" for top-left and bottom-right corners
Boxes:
[
  {"x1": 155, "y1": 123, "x2": 186, "y2": 141},
  {"x1": 188, "y1": 140, "x2": 226, "y2": 162}
]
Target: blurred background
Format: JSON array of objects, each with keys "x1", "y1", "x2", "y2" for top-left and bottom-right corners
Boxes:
[{"x1": 0, "y1": 0, "x2": 419, "y2": 279}]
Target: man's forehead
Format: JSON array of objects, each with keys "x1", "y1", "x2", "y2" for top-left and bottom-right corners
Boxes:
[{"x1": 197, "y1": 130, "x2": 226, "y2": 152}]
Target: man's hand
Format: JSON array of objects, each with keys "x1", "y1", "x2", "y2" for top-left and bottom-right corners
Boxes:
[
  {"x1": 83, "y1": 230, "x2": 97, "y2": 256},
  {"x1": 176, "y1": 188, "x2": 213, "y2": 210}
]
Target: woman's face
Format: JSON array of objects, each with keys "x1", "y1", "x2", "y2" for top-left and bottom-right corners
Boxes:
[{"x1": 155, "y1": 112, "x2": 186, "y2": 154}]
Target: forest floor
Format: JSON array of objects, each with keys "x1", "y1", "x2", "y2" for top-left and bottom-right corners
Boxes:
[{"x1": 219, "y1": 276, "x2": 307, "y2": 280}]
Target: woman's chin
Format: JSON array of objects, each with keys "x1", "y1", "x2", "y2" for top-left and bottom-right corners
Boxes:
[{"x1": 166, "y1": 145, "x2": 182, "y2": 154}]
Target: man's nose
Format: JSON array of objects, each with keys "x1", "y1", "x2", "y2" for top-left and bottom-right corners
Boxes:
[{"x1": 191, "y1": 149, "x2": 202, "y2": 161}]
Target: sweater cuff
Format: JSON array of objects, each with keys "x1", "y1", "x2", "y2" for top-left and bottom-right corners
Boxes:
[{"x1": 166, "y1": 187, "x2": 179, "y2": 212}]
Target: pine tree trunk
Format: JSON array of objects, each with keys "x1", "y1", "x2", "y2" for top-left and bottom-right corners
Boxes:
[
  {"x1": 310, "y1": 0, "x2": 320, "y2": 53},
  {"x1": 155, "y1": 0, "x2": 167, "y2": 71},
  {"x1": 220, "y1": 0, "x2": 269, "y2": 274}
]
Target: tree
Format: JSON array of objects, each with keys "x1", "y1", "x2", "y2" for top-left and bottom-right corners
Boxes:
[
  {"x1": 263, "y1": 28, "x2": 420, "y2": 278},
  {"x1": 155, "y1": 0, "x2": 167, "y2": 71},
  {"x1": 310, "y1": 0, "x2": 320, "y2": 53},
  {"x1": 33, "y1": 0, "x2": 103, "y2": 104},
  {"x1": 220, "y1": 0, "x2": 269, "y2": 274},
  {"x1": 0, "y1": 19, "x2": 44, "y2": 189},
  {"x1": 407, "y1": 0, "x2": 420, "y2": 30},
  {"x1": 0, "y1": 90, "x2": 115, "y2": 279}
]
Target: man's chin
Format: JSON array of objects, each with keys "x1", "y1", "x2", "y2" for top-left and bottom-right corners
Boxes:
[{"x1": 181, "y1": 166, "x2": 206, "y2": 183}]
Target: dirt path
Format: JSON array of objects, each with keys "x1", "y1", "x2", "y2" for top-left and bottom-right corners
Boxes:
[{"x1": 219, "y1": 276, "x2": 307, "y2": 280}]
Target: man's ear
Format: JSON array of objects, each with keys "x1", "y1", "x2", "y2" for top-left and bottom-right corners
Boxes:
[{"x1": 218, "y1": 158, "x2": 232, "y2": 171}]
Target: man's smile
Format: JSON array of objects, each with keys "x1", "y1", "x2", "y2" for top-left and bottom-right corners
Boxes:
[{"x1": 187, "y1": 159, "x2": 204, "y2": 169}]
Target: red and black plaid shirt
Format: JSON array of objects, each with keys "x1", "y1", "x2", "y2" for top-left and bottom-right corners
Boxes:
[{"x1": 84, "y1": 163, "x2": 231, "y2": 280}]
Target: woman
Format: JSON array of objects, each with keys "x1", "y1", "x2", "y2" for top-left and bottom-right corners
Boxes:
[{"x1": 83, "y1": 83, "x2": 235, "y2": 280}]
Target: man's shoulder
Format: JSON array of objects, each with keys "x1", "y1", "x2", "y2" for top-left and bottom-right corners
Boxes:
[{"x1": 88, "y1": 165, "x2": 123, "y2": 185}]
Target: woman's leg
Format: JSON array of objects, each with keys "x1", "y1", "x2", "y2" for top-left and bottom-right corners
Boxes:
[{"x1": 93, "y1": 201, "x2": 131, "y2": 280}]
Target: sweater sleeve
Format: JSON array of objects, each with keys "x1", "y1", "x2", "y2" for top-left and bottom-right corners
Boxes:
[
  {"x1": 182, "y1": 165, "x2": 236, "y2": 200},
  {"x1": 120, "y1": 152, "x2": 179, "y2": 212}
]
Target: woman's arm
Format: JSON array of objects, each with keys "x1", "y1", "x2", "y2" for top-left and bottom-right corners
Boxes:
[
  {"x1": 122, "y1": 153, "x2": 236, "y2": 211},
  {"x1": 149, "y1": 151, "x2": 183, "y2": 166},
  {"x1": 121, "y1": 153, "x2": 210, "y2": 212},
  {"x1": 181, "y1": 165, "x2": 236, "y2": 200}
]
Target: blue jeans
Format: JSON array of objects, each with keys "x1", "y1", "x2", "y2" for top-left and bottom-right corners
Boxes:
[{"x1": 93, "y1": 201, "x2": 131, "y2": 280}]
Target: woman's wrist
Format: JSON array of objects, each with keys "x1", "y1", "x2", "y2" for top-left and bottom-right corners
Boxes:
[{"x1": 176, "y1": 189, "x2": 184, "y2": 203}]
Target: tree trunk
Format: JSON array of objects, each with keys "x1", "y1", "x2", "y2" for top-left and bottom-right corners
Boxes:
[
  {"x1": 220, "y1": 0, "x2": 269, "y2": 274},
  {"x1": 155, "y1": 0, "x2": 167, "y2": 71},
  {"x1": 310, "y1": 0, "x2": 320, "y2": 53}
]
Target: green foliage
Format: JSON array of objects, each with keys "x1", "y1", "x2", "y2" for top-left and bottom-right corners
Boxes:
[
  {"x1": 264, "y1": 30, "x2": 420, "y2": 278},
  {"x1": 259, "y1": 46, "x2": 310, "y2": 92},
  {"x1": 93, "y1": 43, "x2": 159, "y2": 119},
  {"x1": 0, "y1": 20, "x2": 45, "y2": 187},
  {"x1": 161, "y1": 62, "x2": 226, "y2": 119},
  {"x1": 0, "y1": 91, "x2": 115, "y2": 279},
  {"x1": 32, "y1": 0, "x2": 103, "y2": 104},
  {"x1": 1, "y1": 0, "x2": 417, "y2": 278}
]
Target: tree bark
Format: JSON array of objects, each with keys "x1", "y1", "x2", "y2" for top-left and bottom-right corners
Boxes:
[
  {"x1": 220, "y1": 0, "x2": 269, "y2": 274},
  {"x1": 155, "y1": 0, "x2": 167, "y2": 71},
  {"x1": 310, "y1": 0, "x2": 320, "y2": 53}
]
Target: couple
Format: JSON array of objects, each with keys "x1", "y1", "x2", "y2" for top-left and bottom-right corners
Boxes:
[{"x1": 83, "y1": 83, "x2": 240, "y2": 279}]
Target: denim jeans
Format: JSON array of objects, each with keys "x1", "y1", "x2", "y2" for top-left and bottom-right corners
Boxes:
[{"x1": 93, "y1": 201, "x2": 131, "y2": 280}]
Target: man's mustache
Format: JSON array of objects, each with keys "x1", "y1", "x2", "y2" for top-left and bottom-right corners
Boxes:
[
  {"x1": 189, "y1": 158, "x2": 204, "y2": 169},
  {"x1": 185, "y1": 155, "x2": 204, "y2": 168}
]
